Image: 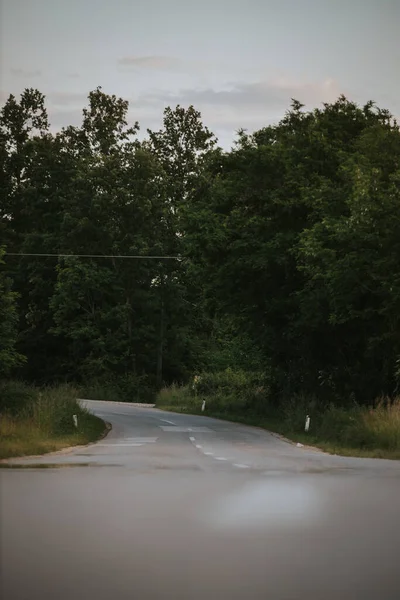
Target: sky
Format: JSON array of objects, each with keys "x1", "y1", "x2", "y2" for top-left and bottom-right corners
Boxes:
[{"x1": 1, "y1": 0, "x2": 399, "y2": 149}]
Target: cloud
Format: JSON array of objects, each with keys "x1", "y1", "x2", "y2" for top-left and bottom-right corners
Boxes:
[
  {"x1": 32, "y1": 76, "x2": 343, "y2": 151},
  {"x1": 118, "y1": 55, "x2": 182, "y2": 71},
  {"x1": 143, "y1": 77, "x2": 340, "y2": 112},
  {"x1": 133, "y1": 77, "x2": 342, "y2": 134},
  {"x1": 10, "y1": 68, "x2": 42, "y2": 78}
]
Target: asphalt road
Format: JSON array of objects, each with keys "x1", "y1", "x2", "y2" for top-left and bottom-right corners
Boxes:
[{"x1": 2, "y1": 400, "x2": 400, "y2": 599}]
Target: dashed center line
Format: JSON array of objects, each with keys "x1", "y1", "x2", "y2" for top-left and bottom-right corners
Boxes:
[
  {"x1": 188, "y1": 434, "x2": 250, "y2": 469},
  {"x1": 96, "y1": 443, "x2": 144, "y2": 447}
]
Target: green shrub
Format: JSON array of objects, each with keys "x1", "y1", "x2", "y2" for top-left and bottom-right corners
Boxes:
[
  {"x1": 80, "y1": 373, "x2": 156, "y2": 403},
  {"x1": 33, "y1": 384, "x2": 81, "y2": 435},
  {"x1": 317, "y1": 405, "x2": 361, "y2": 444},
  {"x1": 0, "y1": 381, "x2": 84, "y2": 435},
  {"x1": 281, "y1": 393, "x2": 323, "y2": 432},
  {"x1": 191, "y1": 368, "x2": 269, "y2": 414},
  {"x1": 157, "y1": 384, "x2": 193, "y2": 409},
  {"x1": 359, "y1": 398, "x2": 400, "y2": 450},
  {"x1": 0, "y1": 380, "x2": 36, "y2": 416}
]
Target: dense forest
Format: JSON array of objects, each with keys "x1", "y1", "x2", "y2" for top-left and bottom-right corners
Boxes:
[{"x1": 1, "y1": 87, "x2": 400, "y2": 409}]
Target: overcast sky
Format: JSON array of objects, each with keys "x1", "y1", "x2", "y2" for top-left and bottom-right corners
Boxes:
[{"x1": 1, "y1": 0, "x2": 399, "y2": 148}]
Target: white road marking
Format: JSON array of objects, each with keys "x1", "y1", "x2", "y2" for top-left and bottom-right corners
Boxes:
[
  {"x1": 215, "y1": 457, "x2": 228, "y2": 461},
  {"x1": 160, "y1": 419, "x2": 176, "y2": 425},
  {"x1": 96, "y1": 443, "x2": 144, "y2": 447},
  {"x1": 121, "y1": 437, "x2": 158, "y2": 443},
  {"x1": 204, "y1": 452, "x2": 214, "y2": 456},
  {"x1": 160, "y1": 426, "x2": 213, "y2": 433},
  {"x1": 233, "y1": 463, "x2": 250, "y2": 469},
  {"x1": 189, "y1": 436, "x2": 196, "y2": 442},
  {"x1": 195, "y1": 444, "x2": 203, "y2": 449}
]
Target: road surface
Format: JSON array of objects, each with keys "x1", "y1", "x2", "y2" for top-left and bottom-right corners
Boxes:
[{"x1": 1, "y1": 400, "x2": 400, "y2": 599}]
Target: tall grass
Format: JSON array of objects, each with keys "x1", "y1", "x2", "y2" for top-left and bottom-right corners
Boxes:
[
  {"x1": 0, "y1": 381, "x2": 105, "y2": 459},
  {"x1": 156, "y1": 371, "x2": 400, "y2": 458},
  {"x1": 360, "y1": 397, "x2": 400, "y2": 450}
]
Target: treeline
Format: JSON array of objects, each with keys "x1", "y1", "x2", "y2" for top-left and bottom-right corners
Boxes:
[{"x1": 1, "y1": 88, "x2": 400, "y2": 407}]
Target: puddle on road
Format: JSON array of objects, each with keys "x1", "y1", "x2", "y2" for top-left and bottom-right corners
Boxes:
[{"x1": 204, "y1": 479, "x2": 322, "y2": 531}]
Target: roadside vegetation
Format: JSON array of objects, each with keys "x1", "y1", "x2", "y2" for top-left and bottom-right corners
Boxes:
[
  {"x1": 1, "y1": 89, "x2": 400, "y2": 460},
  {"x1": 0, "y1": 381, "x2": 105, "y2": 460},
  {"x1": 157, "y1": 371, "x2": 400, "y2": 460}
]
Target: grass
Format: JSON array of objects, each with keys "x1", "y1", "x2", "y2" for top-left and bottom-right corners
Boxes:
[
  {"x1": 0, "y1": 381, "x2": 107, "y2": 460},
  {"x1": 157, "y1": 382, "x2": 400, "y2": 460}
]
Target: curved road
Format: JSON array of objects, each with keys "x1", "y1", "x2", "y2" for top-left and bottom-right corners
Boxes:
[{"x1": 2, "y1": 400, "x2": 400, "y2": 599}]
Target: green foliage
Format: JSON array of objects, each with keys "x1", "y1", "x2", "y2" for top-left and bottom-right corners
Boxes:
[
  {"x1": 190, "y1": 368, "x2": 269, "y2": 414},
  {"x1": 32, "y1": 384, "x2": 83, "y2": 435},
  {"x1": 2, "y1": 87, "x2": 400, "y2": 418},
  {"x1": 0, "y1": 248, "x2": 25, "y2": 375},
  {"x1": 184, "y1": 96, "x2": 400, "y2": 405},
  {"x1": 0, "y1": 380, "x2": 83, "y2": 435},
  {"x1": 157, "y1": 369, "x2": 270, "y2": 415},
  {"x1": 0, "y1": 380, "x2": 35, "y2": 416},
  {"x1": 80, "y1": 373, "x2": 156, "y2": 403},
  {"x1": 0, "y1": 381, "x2": 105, "y2": 459}
]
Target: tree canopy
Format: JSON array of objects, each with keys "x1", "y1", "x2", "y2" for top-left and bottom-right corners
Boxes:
[{"x1": 1, "y1": 89, "x2": 399, "y2": 405}]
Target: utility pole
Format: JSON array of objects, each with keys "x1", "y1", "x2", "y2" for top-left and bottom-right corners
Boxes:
[{"x1": 156, "y1": 272, "x2": 164, "y2": 388}]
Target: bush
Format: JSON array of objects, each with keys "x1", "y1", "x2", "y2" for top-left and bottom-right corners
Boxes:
[
  {"x1": 0, "y1": 380, "x2": 36, "y2": 416},
  {"x1": 359, "y1": 398, "x2": 400, "y2": 450},
  {"x1": 157, "y1": 384, "x2": 193, "y2": 410},
  {"x1": 0, "y1": 382, "x2": 106, "y2": 459},
  {"x1": 33, "y1": 384, "x2": 81, "y2": 435},
  {"x1": 192, "y1": 368, "x2": 270, "y2": 414},
  {"x1": 0, "y1": 381, "x2": 84, "y2": 435},
  {"x1": 80, "y1": 373, "x2": 156, "y2": 403},
  {"x1": 282, "y1": 395, "x2": 400, "y2": 453},
  {"x1": 281, "y1": 393, "x2": 324, "y2": 432}
]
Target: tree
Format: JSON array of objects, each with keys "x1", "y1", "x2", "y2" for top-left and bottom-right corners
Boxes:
[
  {"x1": 183, "y1": 97, "x2": 400, "y2": 404},
  {"x1": 49, "y1": 89, "x2": 179, "y2": 385},
  {"x1": 144, "y1": 105, "x2": 219, "y2": 382},
  {"x1": 0, "y1": 248, "x2": 25, "y2": 376},
  {"x1": 0, "y1": 90, "x2": 68, "y2": 382}
]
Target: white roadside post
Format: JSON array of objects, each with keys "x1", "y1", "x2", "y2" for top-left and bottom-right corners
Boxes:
[
  {"x1": 305, "y1": 415, "x2": 310, "y2": 432},
  {"x1": 73, "y1": 414, "x2": 78, "y2": 428},
  {"x1": 201, "y1": 400, "x2": 206, "y2": 412}
]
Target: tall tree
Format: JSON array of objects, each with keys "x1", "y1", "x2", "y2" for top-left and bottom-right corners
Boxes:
[
  {"x1": 0, "y1": 248, "x2": 25, "y2": 376},
  {"x1": 183, "y1": 97, "x2": 400, "y2": 404}
]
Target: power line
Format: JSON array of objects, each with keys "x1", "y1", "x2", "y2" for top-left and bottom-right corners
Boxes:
[{"x1": 6, "y1": 253, "x2": 182, "y2": 259}]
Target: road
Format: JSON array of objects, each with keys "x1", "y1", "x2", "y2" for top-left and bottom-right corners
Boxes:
[{"x1": 1, "y1": 400, "x2": 400, "y2": 599}]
